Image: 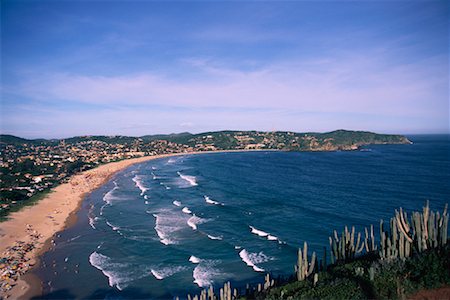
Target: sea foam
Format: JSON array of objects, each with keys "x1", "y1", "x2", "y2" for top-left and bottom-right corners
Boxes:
[
  {"x1": 207, "y1": 234, "x2": 223, "y2": 240},
  {"x1": 153, "y1": 210, "x2": 186, "y2": 245},
  {"x1": 239, "y1": 249, "x2": 270, "y2": 272},
  {"x1": 189, "y1": 255, "x2": 201, "y2": 264},
  {"x1": 249, "y1": 226, "x2": 279, "y2": 242},
  {"x1": 132, "y1": 175, "x2": 149, "y2": 196},
  {"x1": 173, "y1": 200, "x2": 182, "y2": 207},
  {"x1": 204, "y1": 195, "x2": 223, "y2": 206},
  {"x1": 177, "y1": 172, "x2": 198, "y2": 186},
  {"x1": 182, "y1": 207, "x2": 192, "y2": 214},
  {"x1": 150, "y1": 266, "x2": 187, "y2": 280},
  {"x1": 89, "y1": 252, "x2": 151, "y2": 291},
  {"x1": 103, "y1": 181, "x2": 119, "y2": 205},
  {"x1": 187, "y1": 215, "x2": 207, "y2": 231},
  {"x1": 193, "y1": 260, "x2": 220, "y2": 288}
]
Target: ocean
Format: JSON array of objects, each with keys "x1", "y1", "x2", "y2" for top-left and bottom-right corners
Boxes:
[{"x1": 33, "y1": 135, "x2": 450, "y2": 299}]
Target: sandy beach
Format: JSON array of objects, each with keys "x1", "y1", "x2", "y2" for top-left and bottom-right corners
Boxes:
[{"x1": 0, "y1": 153, "x2": 183, "y2": 299}]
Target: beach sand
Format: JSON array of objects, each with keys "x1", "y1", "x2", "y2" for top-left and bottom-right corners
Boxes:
[{"x1": 0, "y1": 154, "x2": 180, "y2": 299}]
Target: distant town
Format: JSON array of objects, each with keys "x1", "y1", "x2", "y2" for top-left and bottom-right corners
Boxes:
[{"x1": 0, "y1": 130, "x2": 410, "y2": 217}]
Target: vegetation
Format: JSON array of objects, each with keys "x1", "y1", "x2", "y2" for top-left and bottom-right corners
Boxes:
[
  {"x1": 185, "y1": 202, "x2": 449, "y2": 300},
  {"x1": 0, "y1": 129, "x2": 411, "y2": 151}
]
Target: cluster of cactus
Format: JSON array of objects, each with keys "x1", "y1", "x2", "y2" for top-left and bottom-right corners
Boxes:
[
  {"x1": 380, "y1": 201, "x2": 448, "y2": 260},
  {"x1": 295, "y1": 241, "x2": 316, "y2": 281},
  {"x1": 186, "y1": 281, "x2": 239, "y2": 300},
  {"x1": 379, "y1": 216, "x2": 412, "y2": 260},
  {"x1": 329, "y1": 226, "x2": 365, "y2": 263},
  {"x1": 187, "y1": 274, "x2": 276, "y2": 300},
  {"x1": 396, "y1": 201, "x2": 448, "y2": 253}
]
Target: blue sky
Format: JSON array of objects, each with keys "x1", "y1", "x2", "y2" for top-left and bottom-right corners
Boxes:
[{"x1": 1, "y1": 0, "x2": 448, "y2": 138}]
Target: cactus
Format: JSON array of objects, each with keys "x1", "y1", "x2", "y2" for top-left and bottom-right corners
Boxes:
[
  {"x1": 296, "y1": 241, "x2": 316, "y2": 281},
  {"x1": 369, "y1": 266, "x2": 375, "y2": 281},
  {"x1": 329, "y1": 226, "x2": 364, "y2": 262},
  {"x1": 364, "y1": 225, "x2": 377, "y2": 252},
  {"x1": 355, "y1": 267, "x2": 364, "y2": 276}
]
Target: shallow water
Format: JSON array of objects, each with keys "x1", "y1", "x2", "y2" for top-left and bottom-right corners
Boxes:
[{"x1": 35, "y1": 135, "x2": 450, "y2": 299}]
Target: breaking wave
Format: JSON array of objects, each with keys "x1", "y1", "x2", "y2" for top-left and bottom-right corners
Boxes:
[
  {"x1": 204, "y1": 195, "x2": 223, "y2": 205},
  {"x1": 89, "y1": 252, "x2": 151, "y2": 291},
  {"x1": 187, "y1": 215, "x2": 207, "y2": 231},
  {"x1": 239, "y1": 249, "x2": 270, "y2": 272},
  {"x1": 153, "y1": 210, "x2": 186, "y2": 245},
  {"x1": 177, "y1": 172, "x2": 198, "y2": 186},
  {"x1": 150, "y1": 266, "x2": 188, "y2": 280},
  {"x1": 189, "y1": 255, "x2": 201, "y2": 264},
  {"x1": 249, "y1": 226, "x2": 280, "y2": 242},
  {"x1": 132, "y1": 175, "x2": 149, "y2": 196},
  {"x1": 103, "y1": 181, "x2": 119, "y2": 205},
  {"x1": 193, "y1": 260, "x2": 220, "y2": 288},
  {"x1": 207, "y1": 234, "x2": 222, "y2": 240},
  {"x1": 182, "y1": 207, "x2": 192, "y2": 214}
]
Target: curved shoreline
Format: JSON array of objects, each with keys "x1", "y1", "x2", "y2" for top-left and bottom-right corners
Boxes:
[{"x1": 0, "y1": 150, "x2": 272, "y2": 299}]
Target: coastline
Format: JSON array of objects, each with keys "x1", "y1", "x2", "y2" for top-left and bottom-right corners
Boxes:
[
  {"x1": 0, "y1": 149, "x2": 272, "y2": 299},
  {"x1": 0, "y1": 154, "x2": 178, "y2": 299}
]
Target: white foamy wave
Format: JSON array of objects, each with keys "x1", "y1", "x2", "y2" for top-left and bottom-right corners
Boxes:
[
  {"x1": 132, "y1": 175, "x2": 149, "y2": 196},
  {"x1": 152, "y1": 166, "x2": 157, "y2": 170},
  {"x1": 151, "y1": 172, "x2": 158, "y2": 180},
  {"x1": 182, "y1": 207, "x2": 192, "y2": 214},
  {"x1": 88, "y1": 204, "x2": 96, "y2": 229},
  {"x1": 167, "y1": 158, "x2": 177, "y2": 164},
  {"x1": 89, "y1": 252, "x2": 150, "y2": 291},
  {"x1": 89, "y1": 216, "x2": 96, "y2": 229},
  {"x1": 144, "y1": 195, "x2": 148, "y2": 200},
  {"x1": 150, "y1": 266, "x2": 188, "y2": 280},
  {"x1": 249, "y1": 226, "x2": 269, "y2": 237},
  {"x1": 187, "y1": 215, "x2": 207, "y2": 231},
  {"x1": 267, "y1": 235, "x2": 278, "y2": 241},
  {"x1": 103, "y1": 182, "x2": 119, "y2": 204},
  {"x1": 193, "y1": 262, "x2": 220, "y2": 288},
  {"x1": 207, "y1": 234, "x2": 223, "y2": 240},
  {"x1": 189, "y1": 255, "x2": 201, "y2": 264},
  {"x1": 177, "y1": 172, "x2": 198, "y2": 186},
  {"x1": 145, "y1": 201, "x2": 149, "y2": 205},
  {"x1": 106, "y1": 221, "x2": 120, "y2": 231},
  {"x1": 173, "y1": 200, "x2": 182, "y2": 207},
  {"x1": 239, "y1": 249, "x2": 270, "y2": 272},
  {"x1": 153, "y1": 211, "x2": 186, "y2": 245},
  {"x1": 204, "y1": 195, "x2": 223, "y2": 205},
  {"x1": 249, "y1": 226, "x2": 280, "y2": 242}
]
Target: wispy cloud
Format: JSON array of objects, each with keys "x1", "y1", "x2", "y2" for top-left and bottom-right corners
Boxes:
[{"x1": 10, "y1": 52, "x2": 447, "y2": 118}]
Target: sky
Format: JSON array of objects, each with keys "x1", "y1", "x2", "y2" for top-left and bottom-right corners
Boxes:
[{"x1": 1, "y1": 0, "x2": 449, "y2": 138}]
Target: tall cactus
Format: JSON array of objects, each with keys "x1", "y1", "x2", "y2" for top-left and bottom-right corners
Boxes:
[
  {"x1": 329, "y1": 226, "x2": 364, "y2": 262},
  {"x1": 296, "y1": 241, "x2": 316, "y2": 281}
]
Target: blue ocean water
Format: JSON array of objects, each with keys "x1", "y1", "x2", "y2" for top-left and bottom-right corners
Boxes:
[{"x1": 34, "y1": 135, "x2": 450, "y2": 299}]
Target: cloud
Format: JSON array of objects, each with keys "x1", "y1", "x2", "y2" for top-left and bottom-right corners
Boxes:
[
  {"x1": 10, "y1": 52, "x2": 447, "y2": 117},
  {"x1": 3, "y1": 50, "x2": 448, "y2": 137}
]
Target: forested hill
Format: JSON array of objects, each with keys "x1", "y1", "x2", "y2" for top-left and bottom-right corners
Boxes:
[{"x1": 0, "y1": 129, "x2": 411, "y2": 151}]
